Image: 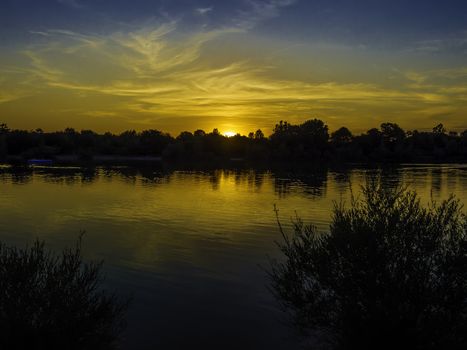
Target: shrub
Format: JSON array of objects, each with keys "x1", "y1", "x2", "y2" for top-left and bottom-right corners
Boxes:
[
  {"x1": 0, "y1": 236, "x2": 127, "y2": 349},
  {"x1": 270, "y1": 181, "x2": 467, "y2": 349}
]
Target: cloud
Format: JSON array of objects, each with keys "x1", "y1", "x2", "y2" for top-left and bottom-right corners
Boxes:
[
  {"x1": 401, "y1": 68, "x2": 467, "y2": 107},
  {"x1": 412, "y1": 31, "x2": 467, "y2": 55},
  {"x1": 195, "y1": 7, "x2": 213, "y2": 16},
  {"x1": 233, "y1": 0, "x2": 298, "y2": 30},
  {"x1": 20, "y1": 24, "x2": 465, "y2": 128},
  {"x1": 29, "y1": 31, "x2": 51, "y2": 37},
  {"x1": 3, "y1": 3, "x2": 467, "y2": 133},
  {"x1": 0, "y1": 93, "x2": 23, "y2": 105}
]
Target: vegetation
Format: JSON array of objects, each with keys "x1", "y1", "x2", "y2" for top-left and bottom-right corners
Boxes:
[
  {"x1": 0, "y1": 120, "x2": 466, "y2": 163},
  {"x1": 270, "y1": 181, "x2": 467, "y2": 349},
  {"x1": 0, "y1": 236, "x2": 127, "y2": 350}
]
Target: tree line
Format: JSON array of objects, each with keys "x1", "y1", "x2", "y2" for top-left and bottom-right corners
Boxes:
[{"x1": 0, "y1": 120, "x2": 466, "y2": 163}]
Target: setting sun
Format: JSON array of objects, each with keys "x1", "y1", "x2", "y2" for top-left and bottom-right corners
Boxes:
[{"x1": 223, "y1": 131, "x2": 236, "y2": 138}]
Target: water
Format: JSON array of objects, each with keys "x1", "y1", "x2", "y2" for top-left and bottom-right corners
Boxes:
[{"x1": 0, "y1": 164, "x2": 466, "y2": 349}]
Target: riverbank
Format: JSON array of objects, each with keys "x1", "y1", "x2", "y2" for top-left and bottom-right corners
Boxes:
[{"x1": 2, "y1": 153, "x2": 466, "y2": 170}]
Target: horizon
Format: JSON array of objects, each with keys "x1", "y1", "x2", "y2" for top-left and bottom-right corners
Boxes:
[
  {"x1": 1, "y1": 1, "x2": 467, "y2": 135},
  {"x1": 1, "y1": 118, "x2": 461, "y2": 138}
]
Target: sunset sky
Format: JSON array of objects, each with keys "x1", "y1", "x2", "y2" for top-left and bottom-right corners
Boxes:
[{"x1": 1, "y1": 0, "x2": 466, "y2": 135}]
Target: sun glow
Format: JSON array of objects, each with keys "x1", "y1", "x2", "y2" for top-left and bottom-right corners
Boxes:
[{"x1": 223, "y1": 131, "x2": 237, "y2": 137}]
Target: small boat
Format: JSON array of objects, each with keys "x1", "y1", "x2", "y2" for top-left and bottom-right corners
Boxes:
[{"x1": 27, "y1": 159, "x2": 54, "y2": 165}]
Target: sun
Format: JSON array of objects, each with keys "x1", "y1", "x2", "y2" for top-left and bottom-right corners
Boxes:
[{"x1": 223, "y1": 131, "x2": 236, "y2": 137}]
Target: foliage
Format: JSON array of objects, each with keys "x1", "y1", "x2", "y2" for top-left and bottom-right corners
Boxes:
[
  {"x1": 0, "y1": 236, "x2": 127, "y2": 350},
  {"x1": 0, "y1": 120, "x2": 466, "y2": 163},
  {"x1": 330, "y1": 127, "x2": 353, "y2": 145},
  {"x1": 270, "y1": 182, "x2": 467, "y2": 349}
]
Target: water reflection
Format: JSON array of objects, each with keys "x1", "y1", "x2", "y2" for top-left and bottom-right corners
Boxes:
[
  {"x1": 1, "y1": 165, "x2": 466, "y2": 227},
  {"x1": 273, "y1": 167, "x2": 328, "y2": 199},
  {"x1": 1, "y1": 164, "x2": 467, "y2": 202},
  {"x1": 1, "y1": 166, "x2": 330, "y2": 198},
  {"x1": 0, "y1": 164, "x2": 466, "y2": 350},
  {"x1": 430, "y1": 167, "x2": 443, "y2": 196},
  {"x1": 0, "y1": 166, "x2": 33, "y2": 185}
]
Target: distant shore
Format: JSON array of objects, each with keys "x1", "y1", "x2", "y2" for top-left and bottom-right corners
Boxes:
[
  {"x1": 1, "y1": 155, "x2": 466, "y2": 171},
  {"x1": 1, "y1": 120, "x2": 466, "y2": 166}
]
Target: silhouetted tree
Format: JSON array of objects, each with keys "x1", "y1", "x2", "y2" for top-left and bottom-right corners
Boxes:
[
  {"x1": 331, "y1": 127, "x2": 353, "y2": 145},
  {"x1": 381, "y1": 122, "x2": 405, "y2": 143},
  {"x1": 433, "y1": 123, "x2": 446, "y2": 134},
  {"x1": 352, "y1": 128, "x2": 381, "y2": 159},
  {"x1": 300, "y1": 119, "x2": 329, "y2": 146},
  {"x1": 270, "y1": 181, "x2": 467, "y2": 349},
  {"x1": 177, "y1": 131, "x2": 194, "y2": 142},
  {"x1": 0, "y1": 237, "x2": 127, "y2": 349},
  {"x1": 140, "y1": 129, "x2": 171, "y2": 155},
  {"x1": 0, "y1": 123, "x2": 9, "y2": 133},
  {"x1": 274, "y1": 120, "x2": 291, "y2": 134},
  {"x1": 255, "y1": 129, "x2": 265, "y2": 139},
  {"x1": 270, "y1": 119, "x2": 330, "y2": 159},
  {"x1": 1, "y1": 120, "x2": 466, "y2": 163},
  {"x1": 0, "y1": 123, "x2": 8, "y2": 159},
  {"x1": 194, "y1": 129, "x2": 206, "y2": 137}
]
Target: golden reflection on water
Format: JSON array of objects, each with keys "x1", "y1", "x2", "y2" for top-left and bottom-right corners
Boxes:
[
  {"x1": 0, "y1": 166, "x2": 466, "y2": 237},
  {"x1": 0, "y1": 164, "x2": 466, "y2": 349},
  {"x1": 0, "y1": 165, "x2": 465, "y2": 268}
]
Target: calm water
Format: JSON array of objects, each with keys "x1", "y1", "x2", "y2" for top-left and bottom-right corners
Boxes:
[{"x1": 0, "y1": 164, "x2": 466, "y2": 349}]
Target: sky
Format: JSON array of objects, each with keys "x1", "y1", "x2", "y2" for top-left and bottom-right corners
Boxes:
[{"x1": 0, "y1": 0, "x2": 466, "y2": 136}]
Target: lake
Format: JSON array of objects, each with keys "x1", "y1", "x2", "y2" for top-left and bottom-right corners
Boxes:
[{"x1": 0, "y1": 164, "x2": 466, "y2": 349}]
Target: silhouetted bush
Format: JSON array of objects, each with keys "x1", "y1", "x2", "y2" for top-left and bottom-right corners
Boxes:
[
  {"x1": 0, "y1": 237, "x2": 127, "y2": 349},
  {"x1": 270, "y1": 181, "x2": 467, "y2": 349}
]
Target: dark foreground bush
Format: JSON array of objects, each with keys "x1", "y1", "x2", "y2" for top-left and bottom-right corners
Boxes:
[
  {"x1": 270, "y1": 181, "x2": 467, "y2": 350},
  {"x1": 0, "y1": 237, "x2": 127, "y2": 350}
]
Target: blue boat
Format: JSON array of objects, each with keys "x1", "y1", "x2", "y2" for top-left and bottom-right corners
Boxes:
[{"x1": 27, "y1": 159, "x2": 54, "y2": 165}]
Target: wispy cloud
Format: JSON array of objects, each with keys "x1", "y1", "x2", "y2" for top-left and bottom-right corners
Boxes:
[
  {"x1": 3, "y1": 2, "x2": 467, "y2": 132},
  {"x1": 0, "y1": 66, "x2": 34, "y2": 105},
  {"x1": 29, "y1": 31, "x2": 51, "y2": 37},
  {"x1": 195, "y1": 7, "x2": 213, "y2": 16},
  {"x1": 412, "y1": 31, "x2": 467, "y2": 55},
  {"x1": 233, "y1": 0, "x2": 297, "y2": 30},
  {"x1": 19, "y1": 23, "x2": 466, "y2": 130}
]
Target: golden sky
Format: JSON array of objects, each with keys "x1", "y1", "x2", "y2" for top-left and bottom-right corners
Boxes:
[{"x1": 0, "y1": 0, "x2": 466, "y2": 135}]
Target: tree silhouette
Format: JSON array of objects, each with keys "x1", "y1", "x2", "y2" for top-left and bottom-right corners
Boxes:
[
  {"x1": 270, "y1": 181, "x2": 467, "y2": 349},
  {"x1": 0, "y1": 237, "x2": 128, "y2": 350},
  {"x1": 381, "y1": 122, "x2": 405, "y2": 145},
  {"x1": 0, "y1": 123, "x2": 9, "y2": 133},
  {"x1": 255, "y1": 129, "x2": 265, "y2": 139},
  {"x1": 0, "y1": 120, "x2": 466, "y2": 163},
  {"x1": 433, "y1": 123, "x2": 446, "y2": 134},
  {"x1": 331, "y1": 127, "x2": 353, "y2": 145}
]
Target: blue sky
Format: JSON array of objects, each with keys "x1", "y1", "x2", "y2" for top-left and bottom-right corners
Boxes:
[{"x1": 2, "y1": 0, "x2": 466, "y2": 43}]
